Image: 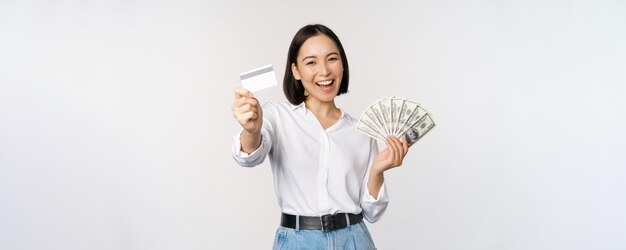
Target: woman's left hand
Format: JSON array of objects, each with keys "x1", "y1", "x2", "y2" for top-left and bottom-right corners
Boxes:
[{"x1": 371, "y1": 135, "x2": 409, "y2": 174}]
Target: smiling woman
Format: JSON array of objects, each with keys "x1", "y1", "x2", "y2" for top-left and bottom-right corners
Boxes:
[
  {"x1": 230, "y1": 24, "x2": 409, "y2": 250},
  {"x1": 291, "y1": 35, "x2": 343, "y2": 104},
  {"x1": 283, "y1": 24, "x2": 350, "y2": 107}
]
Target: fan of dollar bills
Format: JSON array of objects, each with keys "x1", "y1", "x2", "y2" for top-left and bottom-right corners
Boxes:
[{"x1": 356, "y1": 96, "x2": 435, "y2": 147}]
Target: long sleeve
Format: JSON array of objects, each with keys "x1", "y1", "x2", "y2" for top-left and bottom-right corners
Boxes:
[{"x1": 359, "y1": 139, "x2": 389, "y2": 223}]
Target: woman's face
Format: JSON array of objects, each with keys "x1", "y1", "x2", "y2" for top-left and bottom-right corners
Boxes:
[{"x1": 291, "y1": 34, "x2": 343, "y2": 104}]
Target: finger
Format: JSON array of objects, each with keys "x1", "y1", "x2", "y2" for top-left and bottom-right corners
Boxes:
[
  {"x1": 383, "y1": 138, "x2": 391, "y2": 157},
  {"x1": 237, "y1": 111, "x2": 255, "y2": 123},
  {"x1": 381, "y1": 147, "x2": 394, "y2": 166},
  {"x1": 240, "y1": 97, "x2": 259, "y2": 108},
  {"x1": 234, "y1": 89, "x2": 244, "y2": 99},
  {"x1": 386, "y1": 136, "x2": 398, "y2": 163},
  {"x1": 388, "y1": 136, "x2": 403, "y2": 165},
  {"x1": 236, "y1": 96, "x2": 260, "y2": 110},
  {"x1": 388, "y1": 136, "x2": 401, "y2": 151},
  {"x1": 231, "y1": 101, "x2": 239, "y2": 114},
  {"x1": 390, "y1": 136, "x2": 403, "y2": 155},
  {"x1": 235, "y1": 96, "x2": 247, "y2": 108},
  {"x1": 237, "y1": 109, "x2": 255, "y2": 119},
  {"x1": 235, "y1": 87, "x2": 253, "y2": 99},
  {"x1": 401, "y1": 135, "x2": 409, "y2": 156},
  {"x1": 246, "y1": 97, "x2": 259, "y2": 107},
  {"x1": 238, "y1": 104, "x2": 257, "y2": 115},
  {"x1": 385, "y1": 136, "x2": 391, "y2": 149},
  {"x1": 233, "y1": 100, "x2": 252, "y2": 115}
]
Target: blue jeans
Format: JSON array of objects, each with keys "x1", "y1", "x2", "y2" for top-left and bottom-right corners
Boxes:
[{"x1": 272, "y1": 221, "x2": 377, "y2": 250}]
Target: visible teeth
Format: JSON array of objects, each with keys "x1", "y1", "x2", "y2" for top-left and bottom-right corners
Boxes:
[{"x1": 317, "y1": 80, "x2": 332, "y2": 86}]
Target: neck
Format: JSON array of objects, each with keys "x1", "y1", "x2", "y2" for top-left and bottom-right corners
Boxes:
[{"x1": 304, "y1": 98, "x2": 339, "y2": 118}]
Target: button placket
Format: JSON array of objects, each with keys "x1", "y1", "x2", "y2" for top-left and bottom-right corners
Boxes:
[{"x1": 317, "y1": 130, "x2": 330, "y2": 212}]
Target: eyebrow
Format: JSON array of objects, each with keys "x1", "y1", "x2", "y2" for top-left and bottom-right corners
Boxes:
[{"x1": 301, "y1": 52, "x2": 340, "y2": 61}]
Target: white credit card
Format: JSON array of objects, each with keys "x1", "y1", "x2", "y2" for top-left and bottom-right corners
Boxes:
[{"x1": 240, "y1": 64, "x2": 278, "y2": 92}]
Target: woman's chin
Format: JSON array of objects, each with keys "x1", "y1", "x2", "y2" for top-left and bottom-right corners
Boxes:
[{"x1": 307, "y1": 94, "x2": 337, "y2": 103}]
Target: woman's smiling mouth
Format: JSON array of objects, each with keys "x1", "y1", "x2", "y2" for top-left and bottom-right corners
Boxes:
[
  {"x1": 316, "y1": 80, "x2": 333, "y2": 86},
  {"x1": 315, "y1": 80, "x2": 335, "y2": 92}
]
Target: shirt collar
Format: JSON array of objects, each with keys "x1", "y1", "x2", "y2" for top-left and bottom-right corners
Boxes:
[
  {"x1": 291, "y1": 101, "x2": 352, "y2": 127},
  {"x1": 290, "y1": 102, "x2": 307, "y2": 115},
  {"x1": 290, "y1": 102, "x2": 305, "y2": 110}
]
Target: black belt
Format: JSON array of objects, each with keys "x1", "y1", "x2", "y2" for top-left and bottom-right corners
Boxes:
[{"x1": 280, "y1": 212, "x2": 363, "y2": 232}]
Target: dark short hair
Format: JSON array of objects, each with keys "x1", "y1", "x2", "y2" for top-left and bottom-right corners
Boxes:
[{"x1": 283, "y1": 24, "x2": 350, "y2": 105}]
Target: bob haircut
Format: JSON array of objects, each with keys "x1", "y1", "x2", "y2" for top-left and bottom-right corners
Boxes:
[{"x1": 283, "y1": 24, "x2": 350, "y2": 105}]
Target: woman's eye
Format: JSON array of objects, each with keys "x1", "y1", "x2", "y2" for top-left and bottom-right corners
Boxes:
[
  {"x1": 329, "y1": 57, "x2": 338, "y2": 62},
  {"x1": 306, "y1": 61, "x2": 315, "y2": 65}
]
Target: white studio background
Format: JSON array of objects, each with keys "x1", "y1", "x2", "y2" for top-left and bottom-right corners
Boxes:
[{"x1": 1, "y1": 0, "x2": 625, "y2": 249}]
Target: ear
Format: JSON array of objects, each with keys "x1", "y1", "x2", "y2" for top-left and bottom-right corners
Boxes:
[{"x1": 291, "y1": 63, "x2": 301, "y2": 80}]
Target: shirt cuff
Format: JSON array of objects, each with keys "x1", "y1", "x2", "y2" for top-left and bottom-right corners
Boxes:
[
  {"x1": 232, "y1": 130, "x2": 263, "y2": 158},
  {"x1": 361, "y1": 179, "x2": 389, "y2": 223},
  {"x1": 364, "y1": 180, "x2": 389, "y2": 203}
]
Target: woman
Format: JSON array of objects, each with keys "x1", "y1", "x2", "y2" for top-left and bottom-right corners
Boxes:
[{"x1": 231, "y1": 24, "x2": 408, "y2": 250}]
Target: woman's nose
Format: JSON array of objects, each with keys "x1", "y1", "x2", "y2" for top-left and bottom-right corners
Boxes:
[{"x1": 319, "y1": 62, "x2": 331, "y2": 76}]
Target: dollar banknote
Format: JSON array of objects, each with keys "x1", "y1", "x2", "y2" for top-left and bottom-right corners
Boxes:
[{"x1": 356, "y1": 96, "x2": 435, "y2": 147}]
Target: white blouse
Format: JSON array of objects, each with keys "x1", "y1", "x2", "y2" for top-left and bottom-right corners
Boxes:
[{"x1": 231, "y1": 101, "x2": 389, "y2": 223}]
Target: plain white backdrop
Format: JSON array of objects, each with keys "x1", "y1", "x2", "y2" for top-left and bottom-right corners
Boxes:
[{"x1": 1, "y1": 0, "x2": 625, "y2": 249}]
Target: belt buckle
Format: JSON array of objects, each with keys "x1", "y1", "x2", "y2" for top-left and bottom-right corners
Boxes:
[{"x1": 320, "y1": 214, "x2": 332, "y2": 232}]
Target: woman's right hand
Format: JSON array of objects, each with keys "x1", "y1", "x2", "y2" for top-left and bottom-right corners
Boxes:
[{"x1": 232, "y1": 87, "x2": 263, "y2": 135}]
